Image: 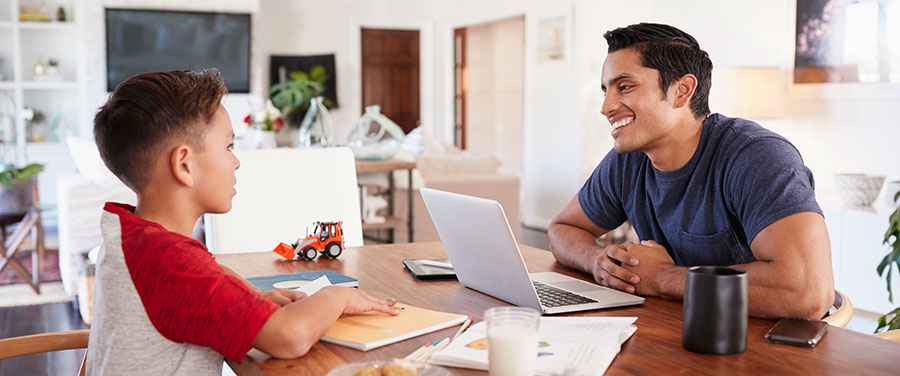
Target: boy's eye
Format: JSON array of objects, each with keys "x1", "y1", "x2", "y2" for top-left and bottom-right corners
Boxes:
[{"x1": 227, "y1": 142, "x2": 235, "y2": 150}]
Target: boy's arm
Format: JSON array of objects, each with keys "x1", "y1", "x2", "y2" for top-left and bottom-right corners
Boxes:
[{"x1": 253, "y1": 286, "x2": 398, "y2": 358}]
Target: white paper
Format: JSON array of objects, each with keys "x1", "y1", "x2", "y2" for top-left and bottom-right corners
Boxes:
[
  {"x1": 429, "y1": 317, "x2": 637, "y2": 376},
  {"x1": 293, "y1": 275, "x2": 332, "y2": 296}
]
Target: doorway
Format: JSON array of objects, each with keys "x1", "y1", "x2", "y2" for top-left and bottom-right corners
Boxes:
[
  {"x1": 360, "y1": 28, "x2": 420, "y2": 133},
  {"x1": 454, "y1": 16, "x2": 525, "y2": 177}
]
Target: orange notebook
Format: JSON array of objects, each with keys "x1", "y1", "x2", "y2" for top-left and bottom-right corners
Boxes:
[{"x1": 321, "y1": 303, "x2": 468, "y2": 351}]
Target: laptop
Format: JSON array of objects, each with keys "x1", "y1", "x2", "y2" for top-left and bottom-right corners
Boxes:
[{"x1": 420, "y1": 188, "x2": 645, "y2": 314}]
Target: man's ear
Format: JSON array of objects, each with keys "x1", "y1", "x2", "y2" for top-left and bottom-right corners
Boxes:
[
  {"x1": 170, "y1": 144, "x2": 195, "y2": 187},
  {"x1": 673, "y1": 74, "x2": 698, "y2": 110}
]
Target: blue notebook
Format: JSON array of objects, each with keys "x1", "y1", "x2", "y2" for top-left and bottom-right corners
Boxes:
[{"x1": 248, "y1": 270, "x2": 359, "y2": 291}]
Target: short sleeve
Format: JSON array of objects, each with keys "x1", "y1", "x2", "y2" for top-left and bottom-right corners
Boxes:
[
  {"x1": 578, "y1": 149, "x2": 628, "y2": 231},
  {"x1": 725, "y1": 137, "x2": 823, "y2": 243},
  {"x1": 122, "y1": 234, "x2": 278, "y2": 362}
]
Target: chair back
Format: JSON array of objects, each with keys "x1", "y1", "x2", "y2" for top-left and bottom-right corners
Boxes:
[
  {"x1": 0, "y1": 329, "x2": 89, "y2": 375},
  {"x1": 822, "y1": 290, "x2": 853, "y2": 328},
  {"x1": 205, "y1": 147, "x2": 363, "y2": 254}
]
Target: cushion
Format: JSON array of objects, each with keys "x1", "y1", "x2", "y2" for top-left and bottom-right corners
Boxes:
[
  {"x1": 66, "y1": 136, "x2": 121, "y2": 186},
  {"x1": 416, "y1": 152, "x2": 502, "y2": 177}
]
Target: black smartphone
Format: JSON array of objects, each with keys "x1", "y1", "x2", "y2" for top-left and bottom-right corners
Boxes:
[
  {"x1": 402, "y1": 258, "x2": 457, "y2": 281},
  {"x1": 764, "y1": 318, "x2": 828, "y2": 347}
]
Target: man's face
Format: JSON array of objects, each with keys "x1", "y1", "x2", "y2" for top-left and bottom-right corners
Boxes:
[
  {"x1": 194, "y1": 104, "x2": 240, "y2": 214},
  {"x1": 601, "y1": 48, "x2": 679, "y2": 154}
]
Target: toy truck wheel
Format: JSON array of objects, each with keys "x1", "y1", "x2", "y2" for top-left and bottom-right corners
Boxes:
[
  {"x1": 325, "y1": 242, "x2": 342, "y2": 258},
  {"x1": 301, "y1": 246, "x2": 318, "y2": 260}
]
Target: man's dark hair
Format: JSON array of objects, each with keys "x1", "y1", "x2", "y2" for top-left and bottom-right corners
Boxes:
[
  {"x1": 603, "y1": 23, "x2": 712, "y2": 118},
  {"x1": 94, "y1": 70, "x2": 227, "y2": 191}
]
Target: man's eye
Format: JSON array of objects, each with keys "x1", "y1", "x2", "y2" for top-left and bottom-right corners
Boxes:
[{"x1": 619, "y1": 84, "x2": 632, "y2": 91}]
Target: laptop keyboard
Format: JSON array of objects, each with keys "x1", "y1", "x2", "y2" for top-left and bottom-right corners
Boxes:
[{"x1": 533, "y1": 281, "x2": 598, "y2": 307}]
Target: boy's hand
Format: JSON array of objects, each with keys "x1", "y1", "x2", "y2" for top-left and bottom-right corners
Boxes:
[
  {"x1": 260, "y1": 288, "x2": 307, "y2": 306},
  {"x1": 332, "y1": 286, "x2": 399, "y2": 316}
]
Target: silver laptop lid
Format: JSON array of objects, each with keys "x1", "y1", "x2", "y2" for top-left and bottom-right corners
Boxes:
[{"x1": 419, "y1": 188, "x2": 542, "y2": 310}]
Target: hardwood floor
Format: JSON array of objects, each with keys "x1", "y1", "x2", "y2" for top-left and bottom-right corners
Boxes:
[{"x1": 0, "y1": 302, "x2": 88, "y2": 376}]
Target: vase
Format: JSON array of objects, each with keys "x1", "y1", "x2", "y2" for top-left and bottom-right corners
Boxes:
[
  {"x1": 298, "y1": 97, "x2": 333, "y2": 148},
  {"x1": 244, "y1": 128, "x2": 277, "y2": 149},
  {"x1": 346, "y1": 104, "x2": 405, "y2": 160}
]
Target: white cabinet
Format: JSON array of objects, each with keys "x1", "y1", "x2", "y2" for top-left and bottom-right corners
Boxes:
[
  {"x1": 0, "y1": 0, "x2": 86, "y2": 205},
  {"x1": 825, "y1": 203, "x2": 900, "y2": 316}
]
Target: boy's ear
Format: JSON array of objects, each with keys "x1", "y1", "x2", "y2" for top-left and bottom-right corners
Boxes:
[
  {"x1": 673, "y1": 74, "x2": 698, "y2": 110},
  {"x1": 170, "y1": 144, "x2": 195, "y2": 187}
]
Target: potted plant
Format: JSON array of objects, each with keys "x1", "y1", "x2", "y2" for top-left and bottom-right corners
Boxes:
[
  {"x1": 0, "y1": 162, "x2": 44, "y2": 213},
  {"x1": 876, "y1": 190, "x2": 900, "y2": 333},
  {"x1": 270, "y1": 65, "x2": 331, "y2": 127}
]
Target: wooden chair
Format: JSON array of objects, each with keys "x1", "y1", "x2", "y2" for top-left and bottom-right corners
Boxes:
[
  {"x1": 204, "y1": 147, "x2": 364, "y2": 254},
  {"x1": 822, "y1": 290, "x2": 853, "y2": 327},
  {"x1": 0, "y1": 329, "x2": 89, "y2": 376}
]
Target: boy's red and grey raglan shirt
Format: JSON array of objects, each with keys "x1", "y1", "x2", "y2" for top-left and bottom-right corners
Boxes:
[{"x1": 86, "y1": 202, "x2": 278, "y2": 376}]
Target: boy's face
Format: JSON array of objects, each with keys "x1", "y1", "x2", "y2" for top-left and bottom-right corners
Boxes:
[
  {"x1": 194, "y1": 104, "x2": 240, "y2": 214},
  {"x1": 600, "y1": 48, "x2": 680, "y2": 154}
]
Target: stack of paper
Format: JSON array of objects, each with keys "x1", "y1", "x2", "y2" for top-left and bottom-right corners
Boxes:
[{"x1": 429, "y1": 316, "x2": 637, "y2": 376}]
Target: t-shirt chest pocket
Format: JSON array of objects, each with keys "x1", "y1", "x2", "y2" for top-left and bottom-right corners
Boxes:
[{"x1": 677, "y1": 228, "x2": 750, "y2": 266}]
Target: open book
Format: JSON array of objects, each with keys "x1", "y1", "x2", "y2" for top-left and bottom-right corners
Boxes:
[
  {"x1": 429, "y1": 316, "x2": 637, "y2": 376},
  {"x1": 322, "y1": 303, "x2": 468, "y2": 351}
]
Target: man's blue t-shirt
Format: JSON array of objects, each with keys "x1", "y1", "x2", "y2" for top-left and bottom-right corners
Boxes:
[{"x1": 578, "y1": 113, "x2": 822, "y2": 266}]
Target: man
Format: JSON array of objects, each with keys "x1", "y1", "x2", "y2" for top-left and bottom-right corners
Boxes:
[{"x1": 548, "y1": 23, "x2": 833, "y2": 320}]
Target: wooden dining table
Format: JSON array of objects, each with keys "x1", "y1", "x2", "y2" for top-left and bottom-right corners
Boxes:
[{"x1": 219, "y1": 242, "x2": 900, "y2": 375}]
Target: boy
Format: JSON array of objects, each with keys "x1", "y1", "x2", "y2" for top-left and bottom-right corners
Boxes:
[{"x1": 86, "y1": 70, "x2": 398, "y2": 375}]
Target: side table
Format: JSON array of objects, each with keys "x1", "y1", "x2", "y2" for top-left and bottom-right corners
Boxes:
[{"x1": 356, "y1": 160, "x2": 416, "y2": 243}]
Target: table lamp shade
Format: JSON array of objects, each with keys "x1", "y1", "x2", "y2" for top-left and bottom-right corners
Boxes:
[{"x1": 709, "y1": 67, "x2": 785, "y2": 119}]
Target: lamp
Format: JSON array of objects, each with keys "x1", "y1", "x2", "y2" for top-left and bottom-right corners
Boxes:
[{"x1": 708, "y1": 67, "x2": 785, "y2": 119}]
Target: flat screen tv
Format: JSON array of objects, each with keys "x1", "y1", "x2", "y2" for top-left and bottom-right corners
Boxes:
[{"x1": 105, "y1": 8, "x2": 251, "y2": 92}]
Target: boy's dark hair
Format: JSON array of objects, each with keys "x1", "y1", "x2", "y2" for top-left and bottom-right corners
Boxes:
[
  {"x1": 603, "y1": 23, "x2": 712, "y2": 118},
  {"x1": 94, "y1": 70, "x2": 227, "y2": 191}
]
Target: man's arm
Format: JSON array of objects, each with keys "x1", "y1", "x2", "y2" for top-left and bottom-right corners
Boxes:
[
  {"x1": 548, "y1": 195, "x2": 641, "y2": 293},
  {"x1": 624, "y1": 212, "x2": 834, "y2": 320}
]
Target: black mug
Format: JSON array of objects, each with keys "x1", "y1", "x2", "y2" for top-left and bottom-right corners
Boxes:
[{"x1": 682, "y1": 266, "x2": 748, "y2": 355}]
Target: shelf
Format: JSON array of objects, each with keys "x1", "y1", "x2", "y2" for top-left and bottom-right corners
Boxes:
[
  {"x1": 361, "y1": 216, "x2": 407, "y2": 230},
  {"x1": 0, "y1": 81, "x2": 14, "y2": 89},
  {"x1": 0, "y1": 21, "x2": 12, "y2": 29},
  {"x1": 21, "y1": 81, "x2": 78, "y2": 90},
  {"x1": 17, "y1": 22, "x2": 75, "y2": 31}
]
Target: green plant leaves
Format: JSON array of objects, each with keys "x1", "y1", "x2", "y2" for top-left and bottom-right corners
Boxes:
[
  {"x1": 876, "y1": 204, "x2": 900, "y2": 333},
  {"x1": 270, "y1": 65, "x2": 330, "y2": 127},
  {"x1": 0, "y1": 163, "x2": 44, "y2": 189}
]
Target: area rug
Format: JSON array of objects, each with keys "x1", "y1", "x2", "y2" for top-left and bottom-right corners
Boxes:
[
  {"x1": 0, "y1": 282, "x2": 71, "y2": 307},
  {"x1": 0, "y1": 248, "x2": 62, "y2": 285}
]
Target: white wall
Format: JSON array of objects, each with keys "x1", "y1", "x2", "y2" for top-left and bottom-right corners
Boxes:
[
  {"x1": 256, "y1": 0, "x2": 436, "y2": 142},
  {"x1": 432, "y1": 0, "x2": 583, "y2": 229}
]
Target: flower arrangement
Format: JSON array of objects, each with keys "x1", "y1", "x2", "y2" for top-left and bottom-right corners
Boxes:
[{"x1": 243, "y1": 99, "x2": 285, "y2": 132}]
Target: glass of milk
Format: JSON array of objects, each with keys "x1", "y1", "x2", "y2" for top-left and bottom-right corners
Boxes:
[{"x1": 485, "y1": 306, "x2": 541, "y2": 376}]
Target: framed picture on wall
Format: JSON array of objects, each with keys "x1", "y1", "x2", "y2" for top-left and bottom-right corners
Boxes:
[
  {"x1": 537, "y1": 16, "x2": 566, "y2": 63},
  {"x1": 794, "y1": 0, "x2": 899, "y2": 84},
  {"x1": 269, "y1": 54, "x2": 339, "y2": 108}
]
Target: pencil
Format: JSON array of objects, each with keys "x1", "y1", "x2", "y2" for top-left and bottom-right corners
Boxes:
[
  {"x1": 416, "y1": 337, "x2": 450, "y2": 362},
  {"x1": 451, "y1": 316, "x2": 474, "y2": 341},
  {"x1": 404, "y1": 339, "x2": 438, "y2": 361}
]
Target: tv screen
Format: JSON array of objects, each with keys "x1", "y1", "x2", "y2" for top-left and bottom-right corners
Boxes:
[{"x1": 105, "y1": 8, "x2": 251, "y2": 93}]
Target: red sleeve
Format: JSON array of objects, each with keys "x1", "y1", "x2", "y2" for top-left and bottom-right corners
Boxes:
[{"x1": 121, "y1": 228, "x2": 278, "y2": 362}]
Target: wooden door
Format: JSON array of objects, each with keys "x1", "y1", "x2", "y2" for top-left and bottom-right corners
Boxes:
[{"x1": 361, "y1": 28, "x2": 420, "y2": 134}]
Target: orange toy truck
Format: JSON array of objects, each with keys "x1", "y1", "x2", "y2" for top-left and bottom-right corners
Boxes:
[{"x1": 272, "y1": 221, "x2": 345, "y2": 261}]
